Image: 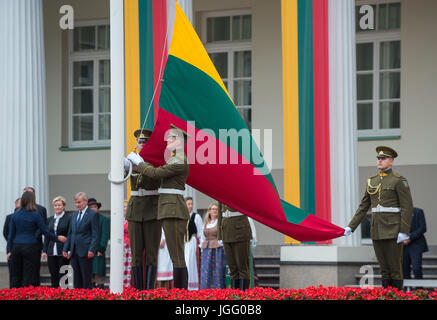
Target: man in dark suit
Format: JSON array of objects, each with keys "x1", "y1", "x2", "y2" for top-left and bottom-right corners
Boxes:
[
  {"x1": 63, "y1": 192, "x2": 100, "y2": 289},
  {"x1": 23, "y1": 187, "x2": 47, "y2": 286},
  {"x1": 402, "y1": 207, "x2": 428, "y2": 281}
]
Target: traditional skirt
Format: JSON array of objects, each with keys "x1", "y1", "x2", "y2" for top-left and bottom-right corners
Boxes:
[{"x1": 200, "y1": 245, "x2": 226, "y2": 289}]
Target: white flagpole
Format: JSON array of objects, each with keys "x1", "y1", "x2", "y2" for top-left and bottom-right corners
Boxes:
[{"x1": 109, "y1": 0, "x2": 125, "y2": 293}]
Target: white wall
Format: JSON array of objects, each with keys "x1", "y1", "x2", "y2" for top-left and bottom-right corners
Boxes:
[
  {"x1": 357, "y1": 0, "x2": 437, "y2": 167},
  {"x1": 43, "y1": 0, "x2": 111, "y2": 176}
]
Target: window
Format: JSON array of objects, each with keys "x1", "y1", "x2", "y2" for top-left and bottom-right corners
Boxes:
[
  {"x1": 355, "y1": 1, "x2": 401, "y2": 139},
  {"x1": 203, "y1": 11, "x2": 252, "y2": 129},
  {"x1": 69, "y1": 22, "x2": 110, "y2": 147}
]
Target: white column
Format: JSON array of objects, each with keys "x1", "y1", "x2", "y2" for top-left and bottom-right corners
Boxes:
[
  {"x1": 328, "y1": 0, "x2": 361, "y2": 246},
  {"x1": 0, "y1": 0, "x2": 48, "y2": 254},
  {"x1": 109, "y1": 0, "x2": 125, "y2": 293},
  {"x1": 178, "y1": 0, "x2": 198, "y2": 212}
]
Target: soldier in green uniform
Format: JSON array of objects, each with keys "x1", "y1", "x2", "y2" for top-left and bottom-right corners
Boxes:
[
  {"x1": 128, "y1": 125, "x2": 190, "y2": 289},
  {"x1": 217, "y1": 203, "x2": 252, "y2": 290},
  {"x1": 125, "y1": 129, "x2": 161, "y2": 290},
  {"x1": 344, "y1": 146, "x2": 413, "y2": 290}
]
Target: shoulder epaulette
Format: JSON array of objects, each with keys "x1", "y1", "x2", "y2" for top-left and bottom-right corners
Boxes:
[{"x1": 392, "y1": 171, "x2": 402, "y2": 178}]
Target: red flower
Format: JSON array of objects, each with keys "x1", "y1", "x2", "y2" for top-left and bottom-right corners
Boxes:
[{"x1": 1, "y1": 286, "x2": 436, "y2": 300}]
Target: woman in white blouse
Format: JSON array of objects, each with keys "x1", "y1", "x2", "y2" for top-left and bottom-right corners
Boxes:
[
  {"x1": 199, "y1": 203, "x2": 226, "y2": 289},
  {"x1": 42, "y1": 196, "x2": 71, "y2": 287}
]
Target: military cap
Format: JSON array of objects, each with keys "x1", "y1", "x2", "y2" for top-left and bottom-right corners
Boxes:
[
  {"x1": 376, "y1": 146, "x2": 398, "y2": 159},
  {"x1": 166, "y1": 124, "x2": 190, "y2": 142},
  {"x1": 134, "y1": 129, "x2": 152, "y2": 142}
]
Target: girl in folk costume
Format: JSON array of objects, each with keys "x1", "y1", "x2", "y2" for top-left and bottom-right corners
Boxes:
[
  {"x1": 200, "y1": 203, "x2": 226, "y2": 289},
  {"x1": 156, "y1": 228, "x2": 173, "y2": 289},
  {"x1": 184, "y1": 197, "x2": 203, "y2": 290}
]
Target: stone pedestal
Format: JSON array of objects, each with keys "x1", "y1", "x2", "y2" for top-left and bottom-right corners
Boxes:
[{"x1": 280, "y1": 245, "x2": 377, "y2": 288}]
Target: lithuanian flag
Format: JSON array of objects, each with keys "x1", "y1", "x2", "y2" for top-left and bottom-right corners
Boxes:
[{"x1": 138, "y1": 2, "x2": 344, "y2": 242}]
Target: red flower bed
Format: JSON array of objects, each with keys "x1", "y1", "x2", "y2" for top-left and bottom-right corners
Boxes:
[{"x1": 1, "y1": 286, "x2": 437, "y2": 300}]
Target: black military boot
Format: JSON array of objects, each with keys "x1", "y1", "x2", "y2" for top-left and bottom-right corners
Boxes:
[
  {"x1": 391, "y1": 279, "x2": 404, "y2": 291},
  {"x1": 239, "y1": 279, "x2": 250, "y2": 291},
  {"x1": 132, "y1": 266, "x2": 144, "y2": 291},
  {"x1": 173, "y1": 267, "x2": 188, "y2": 289},
  {"x1": 231, "y1": 278, "x2": 239, "y2": 289},
  {"x1": 145, "y1": 265, "x2": 157, "y2": 290},
  {"x1": 381, "y1": 278, "x2": 390, "y2": 288}
]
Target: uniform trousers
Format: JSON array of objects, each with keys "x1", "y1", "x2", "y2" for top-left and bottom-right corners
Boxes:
[
  {"x1": 373, "y1": 238, "x2": 403, "y2": 280},
  {"x1": 223, "y1": 240, "x2": 250, "y2": 279},
  {"x1": 128, "y1": 219, "x2": 161, "y2": 267},
  {"x1": 161, "y1": 218, "x2": 188, "y2": 268}
]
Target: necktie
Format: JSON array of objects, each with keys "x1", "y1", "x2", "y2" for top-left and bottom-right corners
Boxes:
[{"x1": 76, "y1": 211, "x2": 83, "y2": 227}]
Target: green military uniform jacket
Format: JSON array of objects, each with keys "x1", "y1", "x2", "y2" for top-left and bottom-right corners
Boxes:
[
  {"x1": 126, "y1": 160, "x2": 160, "y2": 222},
  {"x1": 92, "y1": 213, "x2": 110, "y2": 276},
  {"x1": 218, "y1": 203, "x2": 252, "y2": 243},
  {"x1": 348, "y1": 169, "x2": 413, "y2": 240},
  {"x1": 138, "y1": 152, "x2": 189, "y2": 221}
]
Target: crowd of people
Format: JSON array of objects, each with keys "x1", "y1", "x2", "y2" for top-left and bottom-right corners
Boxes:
[
  {"x1": 3, "y1": 186, "x2": 257, "y2": 290},
  {"x1": 4, "y1": 132, "x2": 428, "y2": 293},
  {"x1": 3, "y1": 188, "x2": 111, "y2": 289}
]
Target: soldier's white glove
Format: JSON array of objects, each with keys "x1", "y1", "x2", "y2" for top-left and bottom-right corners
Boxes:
[
  {"x1": 344, "y1": 227, "x2": 352, "y2": 236},
  {"x1": 123, "y1": 158, "x2": 131, "y2": 170},
  {"x1": 397, "y1": 232, "x2": 408, "y2": 244},
  {"x1": 250, "y1": 239, "x2": 257, "y2": 248},
  {"x1": 127, "y1": 152, "x2": 144, "y2": 166}
]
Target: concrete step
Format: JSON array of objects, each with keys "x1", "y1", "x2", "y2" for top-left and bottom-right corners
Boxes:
[
  {"x1": 354, "y1": 273, "x2": 437, "y2": 286},
  {"x1": 253, "y1": 256, "x2": 280, "y2": 265},
  {"x1": 253, "y1": 255, "x2": 280, "y2": 289},
  {"x1": 358, "y1": 264, "x2": 437, "y2": 275}
]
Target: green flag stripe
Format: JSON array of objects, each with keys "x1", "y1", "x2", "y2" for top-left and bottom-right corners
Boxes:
[
  {"x1": 298, "y1": 0, "x2": 316, "y2": 215},
  {"x1": 138, "y1": 0, "x2": 154, "y2": 130}
]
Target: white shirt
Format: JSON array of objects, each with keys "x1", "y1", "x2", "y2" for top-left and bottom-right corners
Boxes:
[{"x1": 53, "y1": 211, "x2": 65, "y2": 256}]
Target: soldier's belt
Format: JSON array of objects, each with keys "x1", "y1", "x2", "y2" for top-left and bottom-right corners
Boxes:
[
  {"x1": 371, "y1": 205, "x2": 401, "y2": 213},
  {"x1": 131, "y1": 189, "x2": 159, "y2": 197},
  {"x1": 222, "y1": 210, "x2": 243, "y2": 218},
  {"x1": 158, "y1": 188, "x2": 185, "y2": 196}
]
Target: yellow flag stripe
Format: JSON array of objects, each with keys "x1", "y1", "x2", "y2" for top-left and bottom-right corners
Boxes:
[
  {"x1": 169, "y1": 4, "x2": 232, "y2": 102},
  {"x1": 124, "y1": 0, "x2": 141, "y2": 198},
  {"x1": 282, "y1": 0, "x2": 301, "y2": 244},
  {"x1": 124, "y1": 0, "x2": 140, "y2": 154}
]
